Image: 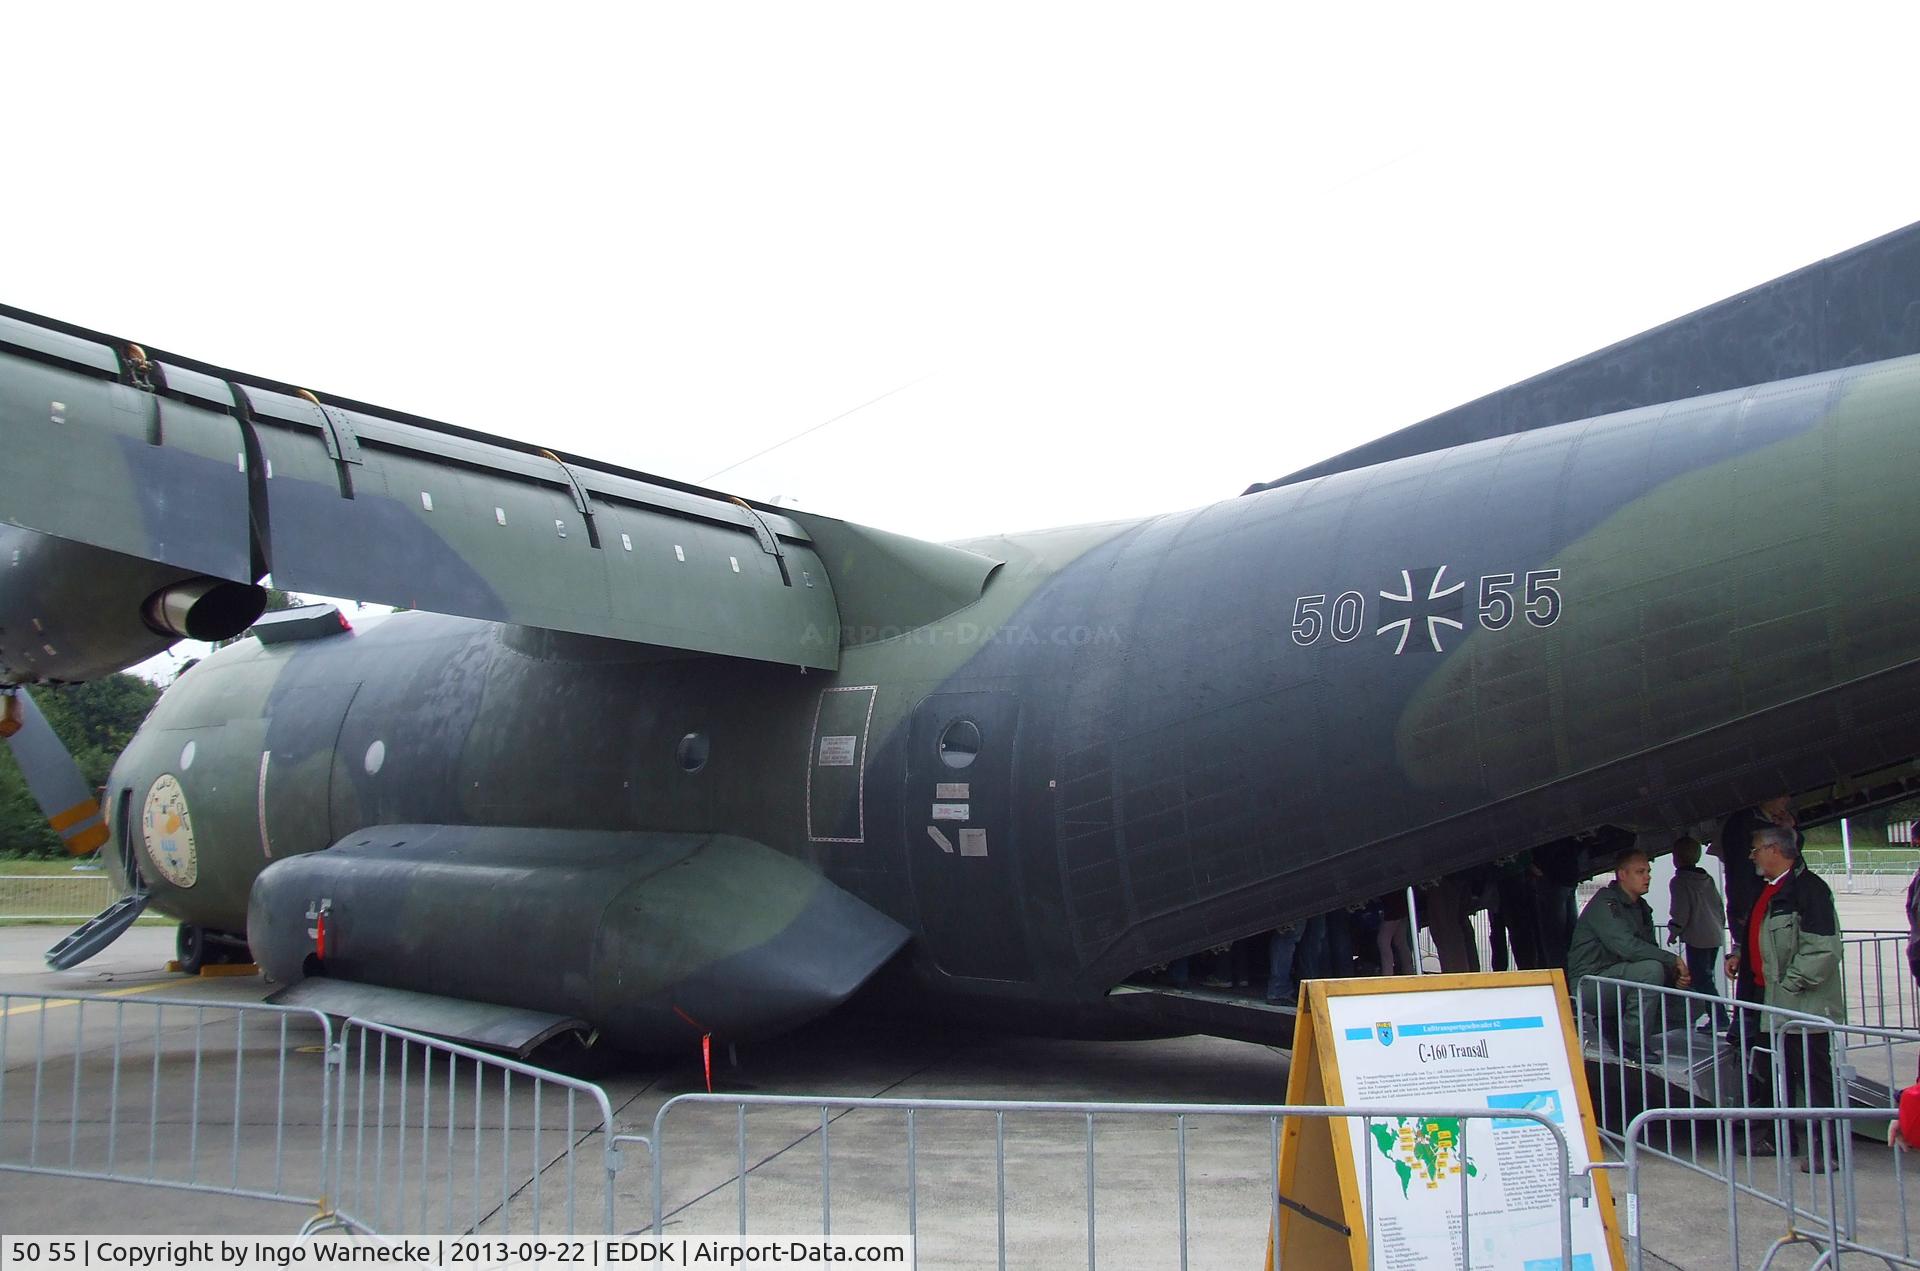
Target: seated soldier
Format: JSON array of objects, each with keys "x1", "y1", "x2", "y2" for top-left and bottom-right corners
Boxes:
[{"x1": 1568, "y1": 848, "x2": 1691, "y2": 1055}]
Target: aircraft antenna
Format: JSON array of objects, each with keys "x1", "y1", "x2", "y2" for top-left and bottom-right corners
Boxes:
[{"x1": 700, "y1": 373, "x2": 934, "y2": 483}]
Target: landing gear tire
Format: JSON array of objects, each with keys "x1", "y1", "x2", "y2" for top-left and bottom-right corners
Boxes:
[{"x1": 176, "y1": 923, "x2": 206, "y2": 975}]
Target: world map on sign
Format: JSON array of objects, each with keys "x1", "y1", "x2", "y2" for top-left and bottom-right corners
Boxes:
[{"x1": 1368, "y1": 1118, "x2": 1479, "y2": 1198}]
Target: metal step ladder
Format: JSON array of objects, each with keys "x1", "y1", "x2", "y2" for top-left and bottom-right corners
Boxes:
[{"x1": 44, "y1": 891, "x2": 150, "y2": 970}]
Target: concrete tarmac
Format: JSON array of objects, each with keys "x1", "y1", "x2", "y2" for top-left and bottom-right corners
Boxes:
[{"x1": 2, "y1": 891, "x2": 1915, "y2": 1268}]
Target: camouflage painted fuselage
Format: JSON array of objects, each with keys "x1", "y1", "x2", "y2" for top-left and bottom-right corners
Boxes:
[{"x1": 101, "y1": 351, "x2": 1920, "y2": 1036}]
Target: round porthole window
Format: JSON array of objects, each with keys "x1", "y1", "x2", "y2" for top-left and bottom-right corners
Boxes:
[
  {"x1": 676, "y1": 732, "x2": 710, "y2": 773},
  {"x1": 938, "y1": 719, "x2": 981, "y2": 769}
]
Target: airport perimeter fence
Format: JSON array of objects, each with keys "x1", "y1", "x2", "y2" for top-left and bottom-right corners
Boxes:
[
  {"x1": 1579, "y1": 973, "x2": 1919, "y2": 1269},
  {"x1": 0, "y1": 872, "x2": 112, "y2": 922}
]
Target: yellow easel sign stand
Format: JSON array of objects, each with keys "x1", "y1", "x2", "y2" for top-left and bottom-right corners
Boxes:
[{"x1": 1269, "y1": 970, "x2": 1624, "y2": 1270}]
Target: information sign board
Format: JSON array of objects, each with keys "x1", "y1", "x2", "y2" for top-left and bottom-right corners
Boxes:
[{"x1": 1271, "y1": 970, "x2": 1623, "y2": 1270}]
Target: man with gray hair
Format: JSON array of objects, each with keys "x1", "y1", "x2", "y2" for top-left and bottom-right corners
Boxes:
[
  {"x1": 1725, "y1": 823, "x2": 1845, "y2": 1167},
  {"x1": 1715, "y1": 794, "x2": 1799, "y2": 941}
]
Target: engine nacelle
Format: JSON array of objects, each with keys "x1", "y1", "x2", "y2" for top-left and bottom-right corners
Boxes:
[
  {"x1": 0, "y1": 526, "x2": 263, "y2": 683},
  {"x1": 142, "y1": 576, "x2": 267, "y2": 643},
  {"x1": 248, "y1": 824, "x2": 909, "y2": 1051}
]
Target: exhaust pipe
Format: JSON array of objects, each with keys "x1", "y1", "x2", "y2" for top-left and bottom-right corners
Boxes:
[{"x1": 143, "y1": 579, "x2": 268, "y2": 642}]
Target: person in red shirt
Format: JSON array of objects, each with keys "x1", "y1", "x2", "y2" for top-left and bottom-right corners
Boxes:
[
  {"x1": 1724, "y1": 825, "x2": 1845, "y2": 1168},
  {"x1": 1894, "y1": 1070, "x2": 1919, "y2": 1151}
]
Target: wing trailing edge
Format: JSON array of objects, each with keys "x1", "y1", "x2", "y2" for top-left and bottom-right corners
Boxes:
[{"x1": 268, "y1": 979, "x2": 589, "y2": 1058}]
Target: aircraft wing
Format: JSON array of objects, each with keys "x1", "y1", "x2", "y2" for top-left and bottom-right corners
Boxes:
[
  {"x1": 1, "y1": 305, "x2": 947, "y2": 674},
  {"x1": 1249, "y1": 217, "x2": 1920, "y2": 493}
]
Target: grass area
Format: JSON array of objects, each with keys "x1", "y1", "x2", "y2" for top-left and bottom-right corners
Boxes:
[
  {"x1": 1801, "y1": 823, "x2": 1910, "y2": 846},
  {"x1": 1798, "y1": 824, "x2": 1918, "y2": 874}
]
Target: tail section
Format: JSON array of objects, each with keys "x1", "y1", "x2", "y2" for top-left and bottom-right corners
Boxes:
[{"x1": 1251, "y1": 218, "x2": 1920, "y2": 492}]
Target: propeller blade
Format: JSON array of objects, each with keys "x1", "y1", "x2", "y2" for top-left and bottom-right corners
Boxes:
[
  {"x1": 3, "y1": 688, "x2": 154, "y2": 968},
  {"x1": 1, "y1": 688, "x2": 109, "y2": 856}
]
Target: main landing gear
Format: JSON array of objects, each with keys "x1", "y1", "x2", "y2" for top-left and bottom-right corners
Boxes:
[{"x1": 174, "y1": 923, "x2": 251, "y2": 975}]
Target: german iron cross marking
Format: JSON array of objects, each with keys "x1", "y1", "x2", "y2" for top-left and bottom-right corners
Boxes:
[{"x1": 1376, "y1": 565, "x2": 1466, "y2": 654}]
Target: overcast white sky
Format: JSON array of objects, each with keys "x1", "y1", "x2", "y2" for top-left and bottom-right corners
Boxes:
[{"x1": 8, "y1": 4, "x2": 1920, "y2": 555}]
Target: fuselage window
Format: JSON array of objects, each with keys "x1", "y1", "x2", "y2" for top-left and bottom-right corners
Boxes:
[
  {"x1": 938, "y1": 719, "x2": 981, "y2": 769},
  {"x1": 676, "y1": 732, "x2": 710, "y2": 773}
]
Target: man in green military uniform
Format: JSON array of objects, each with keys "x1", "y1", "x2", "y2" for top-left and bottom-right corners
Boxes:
[{"x1": 1568, "y1": 848, "x2": 1690, "y2": 1056}]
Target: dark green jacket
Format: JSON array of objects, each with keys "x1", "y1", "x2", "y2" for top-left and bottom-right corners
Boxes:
[
  {"x1": 1742, "y1": 863, "x2": 1846, "y2": 1029},
  {"x1": 1567, "y1": 881, "x2": 1677, "y2": 984}
]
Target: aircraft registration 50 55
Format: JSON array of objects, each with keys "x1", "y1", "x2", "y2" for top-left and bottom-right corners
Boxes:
[{"x1": 1291, "y1": 565, "x2": 1564, "y2": 655}]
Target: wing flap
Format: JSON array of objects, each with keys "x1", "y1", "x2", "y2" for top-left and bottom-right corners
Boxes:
[{"x1": 268, "y1": 979, "x2": 588, "y2": 1058}]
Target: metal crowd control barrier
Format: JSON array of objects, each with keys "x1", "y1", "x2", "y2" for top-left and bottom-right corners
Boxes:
[
  {"x1": 1845, "y1": 930, "x2": 1918, "y2": 1037},
  {"x1": 1578, "y1": 974, "x2": 1918, "y2": 1269},
  {"x1": 641, "y1": 1093, "x2": 1577, "y2": 1270},
  {"x1": 325, "y1": 1019, "x2": 623, "y2": 1235},
  {"x1": 0, "y1": 990, "x2": 337, "y2": 1224},
  {"x1": 12, "y1": 976, "x2": 1906, "y2": 1260},
  {"x1": 1622, "y1": 1107, "x2": 1915, "y2": 1271}
]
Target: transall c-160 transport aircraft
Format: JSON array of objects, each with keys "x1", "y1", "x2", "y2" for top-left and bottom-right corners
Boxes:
[{"x1": 4, "y1": 222, "x2": 1920, "y2": 1055}]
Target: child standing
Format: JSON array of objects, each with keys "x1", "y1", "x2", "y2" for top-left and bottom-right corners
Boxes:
[{"x1": 1667, "y1": 836, "x2": 1730, "y2": 1029}]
